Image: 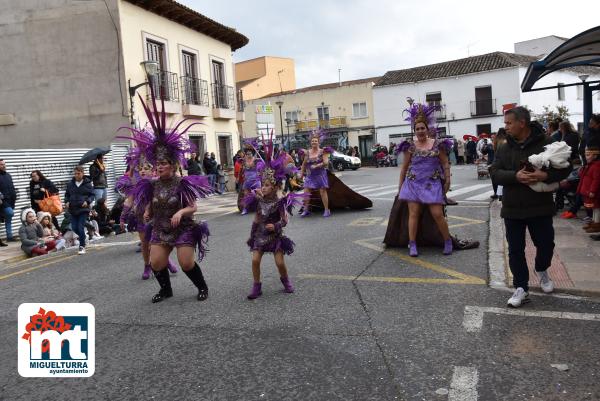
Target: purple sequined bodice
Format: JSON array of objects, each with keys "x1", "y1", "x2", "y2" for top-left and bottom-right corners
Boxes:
[
  {"x1": 304, "y1": 149, "x2": 329, "y2": 189},
  {"x1": 151, "y1": 176, "x2": 195, "y2": 244},
  {"x1": 398, "y1": 139, "x2": 446, "y2": 205}
]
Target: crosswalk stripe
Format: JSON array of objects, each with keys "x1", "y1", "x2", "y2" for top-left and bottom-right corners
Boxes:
[
  {"x1": 370, "y1": 189, "x2": 400, "y2": 197},
  {"x1": 465, "y1": 190, "x2": 494, "y2": 201},
  {"x1": 349, "y1": 185, "x2": 375, "y2": 191},
  {"x1": 445, "y1": 184, "x2": 490, "y2": 197},
  {"x1": 357, "y1": 185, "x2": 398, "y2": 195}
]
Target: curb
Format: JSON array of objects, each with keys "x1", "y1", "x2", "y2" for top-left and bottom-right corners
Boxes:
[
  {"x1": 0, "y1": 254, "x2": 28, "y2": 266},
  {"x1": 487, "y1": 201, "x2": 600, "y2": 299}
]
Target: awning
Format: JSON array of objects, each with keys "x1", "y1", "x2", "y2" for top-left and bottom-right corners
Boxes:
[{"x1": 521, "y1": 25, "x2": 600, "y2": 92}]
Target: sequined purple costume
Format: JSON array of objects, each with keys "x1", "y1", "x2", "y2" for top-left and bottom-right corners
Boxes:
[
  {"x1": 398, "y1": 139, "x2": 450, "y2": 205},
  {"x1": 247, "y1": 195, "x2": 295, "y2": 255},
  {"x1": 304, "y1": 149, "x2": 329, "y2": 189},
  {"x1": 242, "y1": 162, "x2": 261, "y2": 191}
]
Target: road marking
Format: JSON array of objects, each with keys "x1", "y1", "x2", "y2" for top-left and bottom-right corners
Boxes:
[
  {"x1": 349, "y1": 185, "x2": 376, "y2": 191},
  {"x1": 445, "y1": 184, "x2": 490, "y2": 197},
  {"x1": 315, "y1": 237, "x2": 485, "y2": 285},
  {"x1": 465, "y1": 190, "x2": 494, "y2": 201},
  {"x1": 356, "y1": 185, "x2": 398, "y2": 195},
  {"x1": 370, "y1": 189, "x2": 401, "y2": 197},
  {"x1": 0, "y1": 254, "x2": 80, "y2": 280},
  {"x1": 348, "y1": 217, "x2": 385, "y2": 226},
  {"x1": 346, "y1": 215, "x2": 485, "y2": 229},
  {"x1": 462, "y1": 305, "x2": 600, "y2": 333},
  {"x1": 449, "y1": 366, "x2": 479, "y2": 401}
]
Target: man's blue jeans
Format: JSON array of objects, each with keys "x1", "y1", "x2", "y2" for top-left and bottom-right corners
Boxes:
[{"x1": 1, "y1": 206, "x2": 14, "y2": 239}]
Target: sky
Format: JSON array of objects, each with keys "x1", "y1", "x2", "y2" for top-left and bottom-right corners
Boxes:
[{"x1": 180, "y1": 0, "x2": 599, "y2": 88}]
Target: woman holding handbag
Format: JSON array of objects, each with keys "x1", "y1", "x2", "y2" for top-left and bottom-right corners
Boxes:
[{"x1": 29, "y1": 170, "x2": 61, "y2": 230}]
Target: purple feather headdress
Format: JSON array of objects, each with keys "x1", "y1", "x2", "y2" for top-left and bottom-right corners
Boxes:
[
  {"x1": 246, "y1": 130, "x2": 296, "y2": 186},
  {"x1": 404, "y1": 103, "x2": 440, "y2": 136},
  {"x1": 309, "y1": 129, "x2": 328, "y2": 144},
  {"x1": 116, "y1": 84, "x2": 202, "y2": 169}
]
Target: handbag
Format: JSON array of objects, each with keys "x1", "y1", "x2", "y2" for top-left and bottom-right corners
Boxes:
[{"x1": 39, "y1": 189, "x2": 63, "y2": 216}]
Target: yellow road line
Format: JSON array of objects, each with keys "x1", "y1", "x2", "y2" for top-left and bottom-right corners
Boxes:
[
  {"x1": 352, "y1": 237, "x2": 486, "y2": 285},
  {"x1": 299, "y1": 273, "x2": 485, "y2": 285},
  {"x1": 0, "y1": 254, "x2": 80, "y2": 280}
]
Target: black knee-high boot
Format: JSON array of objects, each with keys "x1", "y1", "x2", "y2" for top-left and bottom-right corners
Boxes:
[
  {"x1": 183, "y1": 263, "x2": 208, "y2": 301},
  {"x1": 152, "y1": 268, "x2": 173, "y2": 303}
]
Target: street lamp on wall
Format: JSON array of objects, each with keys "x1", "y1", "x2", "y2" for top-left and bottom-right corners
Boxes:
[
  {"x1": 285, "y1": 118, "x2": 291, "y2": 151},
  {"x1": 128, "y1": 61, "x2": 159, "y2": 128},
  {"x1": 275, "y1": 100, "x2": 284, "y2": 149}
]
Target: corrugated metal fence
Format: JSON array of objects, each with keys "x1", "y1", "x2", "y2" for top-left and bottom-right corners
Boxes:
[{"x1": 0, "y1": 143, "x2": 129, "y2": 238}]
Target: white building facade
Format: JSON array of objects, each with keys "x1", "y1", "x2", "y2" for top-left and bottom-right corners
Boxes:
[{"x1": 373, "y1": 52, "x2": 600, "y2": 147}]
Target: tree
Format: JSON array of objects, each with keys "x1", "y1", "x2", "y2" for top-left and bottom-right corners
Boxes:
[{"x1": 536, "y1": 105, "x2": 570, "y2": 127}]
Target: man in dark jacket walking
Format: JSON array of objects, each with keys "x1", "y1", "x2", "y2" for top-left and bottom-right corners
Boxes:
[
  {"x1": 65, "y1": 166, "x2": 95, "y2": 254},
  {"x1": 490, "y1": 107, "x2": 571, "y2": 307},
  {"x1": 89, "y1": 154, "x2": 108, "y2": 204},
  {"x1": 0, "y1": 159, "x2": 17, "y2": 242}
]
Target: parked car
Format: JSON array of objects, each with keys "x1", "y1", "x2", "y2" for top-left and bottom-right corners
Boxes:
[{"x1": 330, "y1": 151, "x2": 361, "y2": 171}]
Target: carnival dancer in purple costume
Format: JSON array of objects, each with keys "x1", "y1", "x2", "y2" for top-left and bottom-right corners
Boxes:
[
  {"x1": 117, "y1": 159, "x2": 178, "y2": 280},
  {"x1": 244, "y1": 134, "x2": 304, "y2": 300},
  {"x1": 396, "y1": 103, "x2": 453, "y2": 257},
  {"x1": 118, "y1": 87, "x2": 212, "y2": 303},
  {"x1": 300, "y1": 130, "x2": 333, "y2": 217},
  {"x1": 240, "y1": 149, "x2": 261, "y2": 215}
]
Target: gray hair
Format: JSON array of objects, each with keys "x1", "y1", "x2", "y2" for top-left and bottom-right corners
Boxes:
[{"x1": 505, "y1": 106, "x2": 531, "y2": 124}]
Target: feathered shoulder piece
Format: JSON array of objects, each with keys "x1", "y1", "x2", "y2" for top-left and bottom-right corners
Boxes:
[
  {"x1": 437, "y1": 138, "x2": 454, "y2": 152},
  {"x1": 116, "y1": 84, "x2": 203, "y2": 168},
  {"x1": 395, "y1": 139, "x2": 414, "y2": 155},
  {"x1": 130, "y1": 177, "x2": 154, "y2": 213},
  {"x1": 115, "y1": 174, "x2": 136, "y2": 197},
  {"x1": 177, "y1": 175, "x2": 212, "y2": 207},
  {"x1": 323, "y1": 146, "x2": 334, "y2": 155}
]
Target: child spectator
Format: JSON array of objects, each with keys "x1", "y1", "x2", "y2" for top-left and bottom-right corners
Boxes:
[
  {"x1": 578, "y1": 143, "x2": 600, "y2": 233},
  {"x1": 18, "y1": 208, "x2": 57, "y2": 257},
  {"x1": 37, "y1": 211, "x2": 66, "y2": 251}
]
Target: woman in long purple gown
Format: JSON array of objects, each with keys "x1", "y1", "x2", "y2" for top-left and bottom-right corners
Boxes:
[
  {"x1": 397, "y1": 104, "x2": 453, "y2": 257},
  {"x1": 300, "y1": 132, "x2": 332, "y2": 217}
]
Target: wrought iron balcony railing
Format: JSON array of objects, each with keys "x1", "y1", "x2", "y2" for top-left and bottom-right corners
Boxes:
[
  {"x1": 148, "y1": 69, "x2": 179, "y2": 102},
  {"x1": 211, "y1": 83, "x2": 235, "y2": 110},
  {"x1": 470, "y1": 99, "x2": 497, "y2": 116},
  {"x1": 295, "y1": 116, "x2": 347, "y2": 131},
  {"x1": 181, "y1": 76, "x2": 208, "y2": 107}
]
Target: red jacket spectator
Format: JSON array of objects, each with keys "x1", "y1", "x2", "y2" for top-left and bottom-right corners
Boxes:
[
  {"x1": 577, "y1": 159, "x2": 600, "y2": 208},
  {"x1": 234, "y1": 159, "x2": 245, "y2": 186}
]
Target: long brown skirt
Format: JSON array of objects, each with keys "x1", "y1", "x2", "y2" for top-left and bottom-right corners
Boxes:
[
  {"x1": 383, "y1": 197, "x2": 479, "y2": 250},
  {"x1": 308, "y1": 171, "x2": 372, "y2": 210}
]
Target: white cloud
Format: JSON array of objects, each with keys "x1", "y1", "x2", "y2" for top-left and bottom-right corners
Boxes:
[{"x1": 180, "y1": 0, "x2": 599, "y2": 87}]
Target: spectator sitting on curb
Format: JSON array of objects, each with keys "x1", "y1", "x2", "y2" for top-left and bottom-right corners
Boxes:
[
  {"x1": 93, "y1": 199, "x2": 115, "y2": 236},
  {"x1": 37, "y1": 211, "x2": 66, "y2": 251},
  {"x1": 59, "y1": 212, "x2": 80, "y2": 248},
  {"x1": 19, "y1": 208, "x2": 57, "y2": 257}
]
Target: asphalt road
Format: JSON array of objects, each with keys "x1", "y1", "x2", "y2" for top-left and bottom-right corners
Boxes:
[{"x1": 1, "y1": 165, "x2": 599, "y2": 401}]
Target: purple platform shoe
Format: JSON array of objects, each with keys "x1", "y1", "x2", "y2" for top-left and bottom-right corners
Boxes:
[
  {"x1": 280, "y1": 276, "x2": 294, "y2": 293},
  {"x1": 408, "y1": 241, "x2": 418, "y2": 257},
  {"x1": 142, "y1": 263, "x2": 152, "y2": 280},
  {"x1": 443, "y1": 239, "x2": 453, "y2": 255},
  {"x1": 247, "y1": 282, "x2": 262, "y2": 300},
  {"x1": 322, "y1": 210, "x2": 331, "y2": 218}
]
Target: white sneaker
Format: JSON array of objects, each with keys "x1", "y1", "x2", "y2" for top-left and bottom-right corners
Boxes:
[
  {"x1": 92, "y1": 234, "x2": 104, "y2": 240},
  {"x1": 538, "y1": 271, "x2": 555, "y2": 293},
  {"x1": 78, "y1": 246, "x2": 86, "y2": 255},
  {"x1": 507, "y1": 287, "x2": 529, "y2": 307}
]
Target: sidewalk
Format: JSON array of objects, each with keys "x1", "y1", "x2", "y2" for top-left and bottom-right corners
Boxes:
[
  {"x1": 0, "y1": 241, "x2": 27, "y2": 265},
  {"x1": 490, "y1": 201, "x2": 600, "y2": 297}
]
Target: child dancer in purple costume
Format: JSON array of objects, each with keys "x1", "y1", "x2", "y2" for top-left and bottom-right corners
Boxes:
[
  {"x1": 397, "y1": 103, "x2": 453, "y2": 257},
  {"x1": 300, "y1": 130, "x2": 333, "y2": 217},
  {"x1": 243, "y1": 135, "x2": 304, "y2": 300},
  {"x1": 117, "y1": 158, "x2": 178, "y2": 280},
  {"x1": 118, "y1": 88, "x2": 212, "y2": 303},
  {"x1": 240, "y1": 149, "x2": 261, "y2": 215}
]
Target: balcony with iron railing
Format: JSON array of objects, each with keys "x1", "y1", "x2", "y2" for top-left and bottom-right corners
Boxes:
[
  {"x1": 295, "y1": 116, "x2": 348, "y2": 132},
  {"x1": 181, "y1": 76, "x2": 210, "y2": 117},
  {"x1": 427, "y1": 102, "x2": 447, "y2": 121},
  {"x1": 236, "y1": 89, "x2": 245, "y2": 122},
  {"x1": 470, "y1": 98, "x2": 497, "y2": 117},
  {"x1": 147, "y1": 69, "x2": 181, "y2": 114},
  {"x1": 211, "y1": 83, "x2": 236, "y2": 119}
]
